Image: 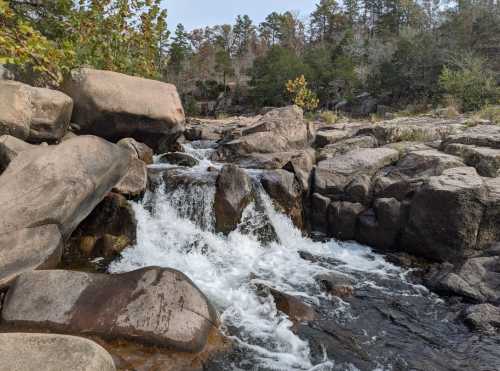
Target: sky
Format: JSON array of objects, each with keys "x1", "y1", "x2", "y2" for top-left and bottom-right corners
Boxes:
[{"x1": 164, "y1": 0, "x2": 317, "y2": 31}]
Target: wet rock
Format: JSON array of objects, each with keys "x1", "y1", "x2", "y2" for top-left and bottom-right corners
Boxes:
[
  {"x1": 63, "y1": 68, "x2": 185, "y2": 149},
  {"x1": 463, "y1": 304, "x2": 500, "y2": 334},
  {"x1": 255, "y1": 283, "x2": 318, "y2": 323},
  {"x1": 0, "y1": 333, "x2": 116, "y2": 371},
  {"x1": 425, "y1": 250, "x2": 500, "y2": 306},
  {"x1": 0, "y1": 136, "x2": 129, "y2": 238},
  {"x1": 0, "y1": 80, "x2": 73, "y2": 142},
  {"x1": 214, "y1": 164, "x2": 253, "y2": 234},
  {"x1": 328, "y1": 201, "x2": 365, "y2": 240},
  {"x1": 314, "y1": 148, "x2": 399, "y2": 198},
  {"x1": 158, "y1": 152, "x2": 199, "y2": 167},
  {"x1": 310, "y1": 193, "x2": 331, "y2": 233},
  {"x1": 260, "y1": 169, "x2": 303, "y2": 228},
  {"x1": 0, "y1": 135, "x2": 35, "y2": 172},
  {"x1": 317, "y1": 135, "x2": 378, "y2": 161},
  {"x1": 315, "y1": 271, "x2": 355, "y2": 298},
  {"x1": 313, "y1": 129, "x2": 350, "y2": 148},
  {"x1": 113, "y1": 156, "x2": 147, "y2": 198},
  {"x1": 213, "y1": 106, "x2": 310, "y2": 160},
  {"x1": 298, "y1": 321, "x2": 374, "y2": 370},
  {"x1": 444, "y1": 143, "x2": 500, "y2": 177},
  {"x1": 0, "y1": 225, "x2": 62, "y2": 289},
  {"x1": 2, "y1": 267, "x2": 219, "y2": 352},
  {"x1": 117, "y1": 138, "x2": 154, "y2": 165},
  {"x1": 402, "y1": 167, "x2": 486, "y2": 261}
]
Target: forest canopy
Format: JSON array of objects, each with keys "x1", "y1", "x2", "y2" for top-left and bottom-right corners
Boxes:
[{"x1": 1, "y1": 0, "x2": 499, "y2": 113}]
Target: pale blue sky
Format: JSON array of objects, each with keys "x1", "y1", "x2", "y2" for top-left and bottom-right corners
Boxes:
[{"x1": 164, "y1": 0, "x2": 317, "y2": 31}]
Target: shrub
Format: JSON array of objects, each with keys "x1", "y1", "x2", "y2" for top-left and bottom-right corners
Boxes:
[
  {"x1": 478, "y1": 105, "x2": 500, "y2": 125},
  {"x1": 318, "y1": 110, "x2": 338, "y2": 124},
  {"x1": 286, "y1": 75, "x2": 319, "y2": 111},
  {"x1": 439, "y1": 55, "x2": 499, "y2": 112}
]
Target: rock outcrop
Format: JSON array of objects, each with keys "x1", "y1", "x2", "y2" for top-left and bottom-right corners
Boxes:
[
  {"x1": 2, "y1": 267, "x2": 219, "y2": 352},
  {"x1": 0, "y1": 80, "x2": 73, "y2": 142},
  {"x1": 213, "y1": 106, "x2": 313, "y2": 162},
  {"x1": 0, "y1": 135, "x2": 36, "y2": 172},
  {"x1": 63, "y1": 68, "x2": 185, "y2": 149},
  {"x1": 0, "y1": 333, "x2": 116, "y2": 371}
]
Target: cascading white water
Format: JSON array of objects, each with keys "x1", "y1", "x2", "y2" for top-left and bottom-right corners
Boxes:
[{"x1": 109, "y1": 141, "x2": 407, "y2": 371}]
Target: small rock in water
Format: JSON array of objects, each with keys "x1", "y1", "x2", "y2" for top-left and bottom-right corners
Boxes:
[
  {"x1": 158, "y1": 152, "x2": 199, "y2": 167},
  {"x1": 315, "y1": 272, "x2": 356, "y2": 298}
]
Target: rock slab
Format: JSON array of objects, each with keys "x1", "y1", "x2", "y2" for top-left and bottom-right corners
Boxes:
[
  {"x1": 0, "y1": 333, "x2": 116, "y2": 371},
  {"x1": 2, "y1": 267, "x2": 218, "y2": 352}
]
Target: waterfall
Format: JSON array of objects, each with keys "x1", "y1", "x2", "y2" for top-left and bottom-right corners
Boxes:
[{"x1": 109, "y1": 141, "x2": 408, "y2": 371}]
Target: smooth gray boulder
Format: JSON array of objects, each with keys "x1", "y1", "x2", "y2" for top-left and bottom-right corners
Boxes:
[
  {"x1": 0, "y1": 80, "x2": 73, "y2": 142},
  {"x1": 63, "y1": 68, "x2": 185, "y2": 149},
  {"x1": 2, "y1": 267, "x2": 218, "y2": 352},
  {"x1": 0, "y1": 225, "x2": 62, "y2": 289},
  {"x1": 328, "y1": 201, "x2": 365, "y2": 240},
  {"x1": 314, "y1": 147, "x2": 399, "y2": 198},
  {"x1": 0, "y1": 135, "x2": 130, "y2": 238},
  {"x1": 318, "y1": 135, "x2": 377, "y2": 161},
  {"x1": 402, "y1": 167, "x2": 486, "y2": 261},
  {"x1": 0, "y1": 333, "x2": 116, "y2": 371},
  {"x1": 158, "y1": 152, "x2": 199, "y2": 167}
]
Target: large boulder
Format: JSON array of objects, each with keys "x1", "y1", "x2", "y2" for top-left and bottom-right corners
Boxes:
[
  {"x1": 443, "y1": 125, "x2": 500, "y2": 149},
  {"x1": 63, "y1": 68, "x2": 185, "y2": 149},
  {"x1": 0, "y1": 80, "x2": 73, "y2": 142},
  {"x1": 213, "y1": 106, "x2": 311, "y2": 161},
  {"x1": 0, "y1": 135, "x2": 36, "y2": 173},
  {"x1": 0, "y1": 135, "x2": 130, "y2": 238},
  {"x1": 0, "y1": 333, "x2": 116, "y2": 371},
  {"x1": 214, "y1": 164, "x2": 253, "y2": 233},
  {"x1": 2, "y1": 267, "x2": 218, "y2": 352},
  {"x1": 402, "y1": 167, "x2": 486, "y2": 261},
  {"x1": 0, "y1": 225, "x2": 62, "y2": 289},
  {"x1": 314, "y1": 148, "x2": 399, "y2": 198}
]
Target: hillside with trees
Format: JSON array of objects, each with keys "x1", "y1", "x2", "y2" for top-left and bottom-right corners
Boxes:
[{"x1": 1, "y1": 0, "x2": 499, "y2": 115}]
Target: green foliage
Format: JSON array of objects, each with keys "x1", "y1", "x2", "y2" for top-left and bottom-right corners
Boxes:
[
  {"x1": 1, "y1": 0, "x2": 169, "y2": 85},
  {"x1": 249, "y1": 46, "x2": 310, "y2": 107},
  {"x1": 286, "y1": 75, "x2": 319, "y2": 111},
  {"x1": 0, "y1": 0, "x2": 72, "y2": 85},
  {"x1": 439, "y1": 55, "x2": 499, "y2": 112}
]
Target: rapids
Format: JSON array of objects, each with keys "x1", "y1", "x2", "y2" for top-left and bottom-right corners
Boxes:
[{"x1": 110, "y1": 141, "x2": 500, "y2": 371}]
